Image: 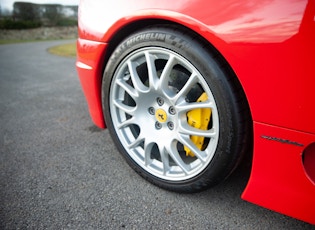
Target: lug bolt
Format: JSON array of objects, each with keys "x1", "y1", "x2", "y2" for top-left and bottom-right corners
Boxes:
[
  {"x1": 167, "y1": 122, "x2": 174, "y2": 130},
  {"x1": 148, "y1": 107, "x2": 155, "y2": 115},
  {"x1": 155, "y1": 121, "x2": 162, "y2": 130},
  {"x1": 169, "y1": 106, "x2": 176, "y2": 115},
  {"x1": 157, "y1": 97, "x2": 164, "y2": 106}
]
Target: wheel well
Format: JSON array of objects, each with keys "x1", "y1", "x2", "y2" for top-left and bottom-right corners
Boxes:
[
  {"x1": 102, "y1": 19, "x2": 253, "y2": 160},
  {"x1": 103, "y1": 19, "x2": 175, "y2": 66},
  {"x1": 104, "y1": 19, "x2": 236, "y2": 89}
]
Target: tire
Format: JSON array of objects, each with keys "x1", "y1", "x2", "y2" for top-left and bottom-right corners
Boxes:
[{"x1": 102, "y1": 26, "x2": 251, "y2": 192}]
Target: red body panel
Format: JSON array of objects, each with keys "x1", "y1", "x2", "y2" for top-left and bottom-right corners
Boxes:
[
  {"x1": 76, "y1": 39, "x2": 107, "y2": 128},
  {"x1": 242, "y1": 122, "x2": 315, "y2": 224},
  {"x1": 76, "y1": 0, "x2": 315, "y2": 224}
]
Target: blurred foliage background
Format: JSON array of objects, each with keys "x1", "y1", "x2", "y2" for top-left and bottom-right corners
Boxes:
[{"x1": 0, "y1": 2, "x2": 78, "y2": 29}]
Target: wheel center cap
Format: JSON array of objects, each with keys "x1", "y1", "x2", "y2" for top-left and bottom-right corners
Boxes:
[{"x1": 155, "y1": 109, "x2": 167, "y2": 123}]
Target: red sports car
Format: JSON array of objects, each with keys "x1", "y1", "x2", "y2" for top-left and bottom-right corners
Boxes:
[{"x1": 76, "y1": 0, "x2": 315, "y2": 225}]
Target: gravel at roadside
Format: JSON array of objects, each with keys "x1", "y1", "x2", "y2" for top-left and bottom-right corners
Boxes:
[{"x1": 0, "y1": 26, "x2": 77, "y2": 40}]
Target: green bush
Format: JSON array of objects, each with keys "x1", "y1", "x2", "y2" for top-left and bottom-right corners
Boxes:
[
  {"x1": 56, "y1": 18, "x2": 77, "y2": 27},
  {"x1": 0, "y1": 19, "x2": 42, "y2": 30}
]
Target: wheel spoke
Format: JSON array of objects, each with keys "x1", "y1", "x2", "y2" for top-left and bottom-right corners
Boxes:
[
  {"x1": 145, "y1": 51, "x2": 159, "y2": 90},
  {"x1": 178, "y1": 135, "x2": 207, "y2": 162},
  {"x1": 144, "y1": 141, "x2": 154, "y2": 166},
  {"x1": 127, "y1": 135, "x2": 144, "y2": 149},
  {"x1": 159, "y1": 55, "x2": 176, "y2": 90},
  {"x1": 116, "y1": 78, "x2": 138, "y2": 99},
  {"x1": 177, "y1": 100, "x2": 214, "y2": 112},
  {"x1": 127, "y1": 60, "x2": 148, "y2": 93},
  {"x1": 167, "y1": 143, "x2": 190, "y2": 175},
  {"x1": 179, "y1": 123, "x2": 217, "y2": 138},
  {"x1": 160, "y1": 147, "x2": 171, "y2": 175},
  {"x1": 173, "y1": 73, "x2": 199, "y2": 103},
  {"x1": 117, "y1": 117, "x2": 135, "y2": 129},
  {"x1": 113, "y1": 99, "x2": 136, "y2": 115}
]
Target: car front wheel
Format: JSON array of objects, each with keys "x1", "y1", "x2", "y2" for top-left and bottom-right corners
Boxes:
[{"x1": 103, "y1": 26, "x2": 251, "y2": 192}]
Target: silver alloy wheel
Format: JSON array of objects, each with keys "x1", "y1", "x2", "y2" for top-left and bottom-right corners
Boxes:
[{"x1": 109, "y1": 47, "x2": 219, "y2": 181}]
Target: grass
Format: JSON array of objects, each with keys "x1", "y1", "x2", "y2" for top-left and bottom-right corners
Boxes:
[{"x1": 47, "y1": 43, "x2": 76, "y2": 57}]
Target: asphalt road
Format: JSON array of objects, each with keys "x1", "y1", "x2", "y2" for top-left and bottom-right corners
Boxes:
[{"x1": 0, "y1": 40, "x2": 314, "y2": 230}]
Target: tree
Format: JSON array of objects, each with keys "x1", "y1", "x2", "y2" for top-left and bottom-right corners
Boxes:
[
  {"x1": 41, "y1": 4, "x2": 62, "y2": 26},
  {"x1": 13, "y1": 2, "x2": 40, "y2": 21}
]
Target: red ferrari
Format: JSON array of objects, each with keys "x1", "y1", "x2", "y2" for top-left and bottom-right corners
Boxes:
[{"x1": 76, "y1": 0, "x2": 315, "y2": 225}]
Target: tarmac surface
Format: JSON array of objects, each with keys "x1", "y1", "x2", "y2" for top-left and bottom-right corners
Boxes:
[{"x1": 0, "y1": 40, "x2": 314, "y2": 229}]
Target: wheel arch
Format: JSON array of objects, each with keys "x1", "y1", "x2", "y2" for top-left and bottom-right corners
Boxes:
[{"x1": 105, "y1": 18, "x2": 253, "y2": 107}]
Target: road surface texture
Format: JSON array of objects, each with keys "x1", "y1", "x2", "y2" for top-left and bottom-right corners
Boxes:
[{"x1": 0, "y1": 41, "x2": 313, "y2": 229}]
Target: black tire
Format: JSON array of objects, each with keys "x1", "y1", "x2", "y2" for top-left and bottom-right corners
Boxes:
[{"x1": 102, "y1": 26, "x2": 251, "y2": 192}]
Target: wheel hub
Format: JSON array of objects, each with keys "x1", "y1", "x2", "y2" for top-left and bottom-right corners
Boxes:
[{"x1": 155, "y1": 108, "x2": 167, "y2": 123}]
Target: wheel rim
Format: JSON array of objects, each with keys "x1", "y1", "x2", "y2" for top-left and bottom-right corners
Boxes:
[{"x1": 109, "y1": 47, "x2": 219, "y2": 181}]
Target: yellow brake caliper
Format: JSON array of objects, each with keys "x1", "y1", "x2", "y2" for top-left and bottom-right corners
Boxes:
[{"x1": 184, "y1": 92, "x2": 211, "y2": 157}]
